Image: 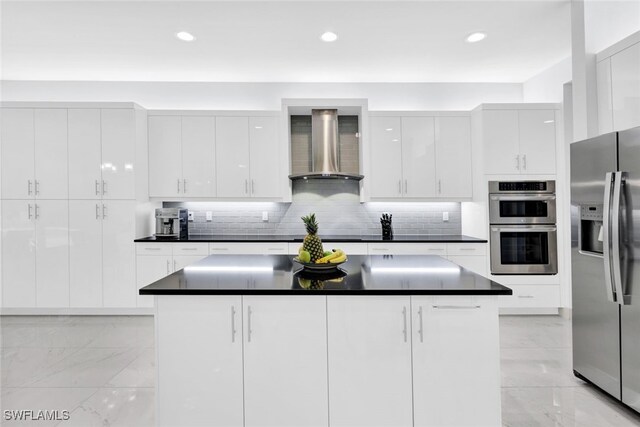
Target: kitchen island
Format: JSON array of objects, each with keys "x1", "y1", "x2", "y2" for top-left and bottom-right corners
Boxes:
[{"x1": 141, "y1": 254, "x2": 510, "y2": 427}]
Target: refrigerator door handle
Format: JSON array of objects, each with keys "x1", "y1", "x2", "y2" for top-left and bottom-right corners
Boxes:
[
  {"x1": 603, "y1": 172, "x2": 616, "y2": 303},
  {"x1": 611, "y1": 171, "x2": 627, "y2": 305}
]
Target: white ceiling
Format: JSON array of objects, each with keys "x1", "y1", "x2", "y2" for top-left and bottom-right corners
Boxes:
[{"x1": 1, "y1": 0, "x2": 571, "y2": 83}]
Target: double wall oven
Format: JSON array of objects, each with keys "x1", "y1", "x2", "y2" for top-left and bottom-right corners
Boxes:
[{"x1": 489, "y1": 181, "x2": 558, "y2": 275}]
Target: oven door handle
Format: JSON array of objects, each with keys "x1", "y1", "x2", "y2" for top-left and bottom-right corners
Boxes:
[
  {"x1": 603, "y1": 172, "x2": 616, "y2": 303},
  {"x1": 490, "y1": 226, "x2": 557, "y2": 232},
  {"x1": 490, "y1": 194, "x2": 556, "y2": 201}
]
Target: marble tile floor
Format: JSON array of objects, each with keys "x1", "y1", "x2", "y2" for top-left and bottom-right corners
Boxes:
[{"x1": 1, "y1": 315, "x2": 640, "y2": 426}]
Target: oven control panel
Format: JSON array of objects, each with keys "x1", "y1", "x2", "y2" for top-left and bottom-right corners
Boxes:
[{"x1": 489, "y1": 180, "x2": 555, "y2": 194}]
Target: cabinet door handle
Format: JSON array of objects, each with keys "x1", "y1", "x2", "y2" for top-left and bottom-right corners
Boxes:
[
  {"x1": 402, "y1": 306, "x2": 408, "y2": 343},
  {"x1": 245, "y1": 179, "x2": 249, "y2": 194},
  {"x1": 231, "y1": 306, "x2": 237, "y2": 343},
  {"x1": 177, "y1": 179, "x2": 181, "y2": 194},
  {"x1": 438, "y1": 179, "x2": 442, "y2": 194},
  {"x1": 515, "y1": 155, "x2": 520, "y2": 171},
  {"x1": 371, "y1": 247, "x2": 389, "y2": 252},
  {"x1": 247, "y1": 305, "x2": 253, "y2": 342},
  {"x1": 180, "y1": 247, "x2": 198, "y2": 251},
  {"x1": 34, "y1": 204, "x2": 39, "y2": 219},
  {"x1": 517, "y1": 295, "x2": 534, "y2": 299},
  {"x1": 173, "y1": 260, "x2": 177, "y2": 271},
  {"x1": 432, "y1": 305, "x2": 481, "y2": 310},
  {"x1": 522, "y1": 154, "x2": 527, "y2": 170},
  {"x1": 398, "y1": 180, "x2": 402, "y2": 194},
  {"x1": 34, "y1": 180, "x2": 40, "y2": 195},
  {"x1": 144, "y1": 247, "x2": 161, "y2": 251},
  {"x1": 458, "y1": 248, "x2": 476, "y2": 251},
  {"x1": 102, "y1": 204, "x2": 107, "y2": 219},
  {"x1": 102, "y1": 180, "x2": 107, "y2": 195},
  {"x1": 95, "y1": 180, "x2": 100, "y2": 196},
  {"x1": 183, "y1": 179, "x2": 187, "y2": 193},
  {"x1": 251, "y1": 179, "x2": 255, "y2": 195},
  {"x1": 418, "y1": 306, "x2": 424, "y2": 343},
  {"x1": 96, "y1": 204, "x2": 100, "y2": 220},
  {"x1": 166, "y1": 260, "x2": 170, "y2": 275},
  {"x1": 404, "y1": 179, "x2": 408, "y2": 194},
  {"x1": 28, "y1": 180, "x2": 32, "y2": 196},
  {"x1": 210, "y1": 247, "x2": 229, "y2": 251},
  {"x1": 28, "y1": 204, "x2": 33, "y2": 220}
]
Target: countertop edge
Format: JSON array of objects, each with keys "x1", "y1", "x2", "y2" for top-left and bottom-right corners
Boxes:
[
  {"x1": 140, "y1": 289, "x2": 512, "y2": 296},
  {"x1": 134, "y1": 235, "x2": 488, "y2": 243}
]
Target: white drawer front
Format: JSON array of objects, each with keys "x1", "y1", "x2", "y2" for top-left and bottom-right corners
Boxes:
[
  {"x1": 209, "y1": 242, "x2": 288, "y2": 255},
  {"x1": 368, "y1": 243, "x2": 447, "y2": 255},
  {"x1": 323, "y1": 242, "x2": 369, "y2": 255},
  {"x1": 136, "y1": 243, "x2": 172, "y2": 256},
  {"x1": 173, "y1": 243, "x2": 208, "y2": 256},
  {"x1": 447, "y1": 243, "x2": 487, "y2": 256},
  {"x1": 499, "y1": 284, "x2": 560, "y2": 308}
]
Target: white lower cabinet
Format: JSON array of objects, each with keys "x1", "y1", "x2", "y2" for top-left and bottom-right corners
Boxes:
[
  {"x1": 327, "y1": 296, "x2": 413, "y2": 427},
  {"x1": 156, "y1": 296, "x2": 243, "y2": 427},
  {"x1": 499, "y1": 284, "x2": 560, "y2": 308},
  {"x1": 209, "y1": 242, "x2": 288, "y2": 255},
  {"x1": 136, "y1": 256, "x2": 172, "y2": 308},
  {"x1": 69, "y1": 201, "x2": 103, "y2": 307},
  {"x1": 242, "y1": 296, "x2": 328, "y2": 427},
  {"x1": 412, "y1": 296, "x2": 501, "y2": 427},
  {"x1": 102, "y1": 201, "x2": 136, "y2": 308}
]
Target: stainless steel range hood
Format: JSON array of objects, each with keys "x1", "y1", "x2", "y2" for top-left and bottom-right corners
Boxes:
[{"x1": 289, "y1": 109, "x2": 364, "y2": 181}]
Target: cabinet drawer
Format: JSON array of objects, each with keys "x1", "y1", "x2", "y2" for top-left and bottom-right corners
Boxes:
[
  {"x1": 323, "y1": 242, "x2": 368, "y2": 255},
  {"x1": 173, "y1": 243, "x2": 208, "y2": 256},
  {"x1": 137, "y1": 243, "x2": 172, "y2": 256},
  {"x1": 499, "y1": 284, "x2": 560, "y2": 308},
  {"x1": 209, "y1": 242, "x2": 288, "y2": 255},
  {"x1": 447, "y1": 243, "x2": 486, "y2": 256},
  {"x1": 368, "y1": 243, "x2": 447, "y2": 255}
]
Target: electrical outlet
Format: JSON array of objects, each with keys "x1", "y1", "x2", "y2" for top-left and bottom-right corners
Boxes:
[
  {"x1": 443, "y1": 212, "x2": 449, "y2": 222},
  {"x1": 206, "y1": 211, "x2": 213, "y2": 222},
  {"x1": 262, "y1": 211, "x2": 269, "y2": 222},
  {"x1": 188, "y1": 211, "x2": 194, "y2": 221}
]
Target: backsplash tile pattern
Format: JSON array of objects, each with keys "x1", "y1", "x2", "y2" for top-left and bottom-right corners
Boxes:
[{"x1": 165, "y1": 181, "x2": 461, "y2": 236}]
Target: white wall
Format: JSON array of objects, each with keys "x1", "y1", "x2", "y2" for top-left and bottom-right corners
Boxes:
[
  {"x1": 523, "y1": 57, "x2": 572, "y2": 103},
  {"x1": 0, "y1": 81, "x2": 523, "y2": 111},
  {"x1": 585, "y1": 0, "x2": 640, "y2": 54}
]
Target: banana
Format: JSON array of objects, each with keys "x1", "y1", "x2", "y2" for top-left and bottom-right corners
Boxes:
[
  {"x1": 315, "y1": 249, "x2": 345, "y2": 264},
  {"x1": 329, "y1": 253, "x2": 347, "y2": 263}
]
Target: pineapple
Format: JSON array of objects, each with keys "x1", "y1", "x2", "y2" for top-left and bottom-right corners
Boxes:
[{"x1": 301, "y1": 213, "x2": 325, "y2": 262}]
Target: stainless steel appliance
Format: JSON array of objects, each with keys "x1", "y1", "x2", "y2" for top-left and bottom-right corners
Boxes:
[
  {"x1": 155, "y1": 208, "x2": 188, "y2": 239},
  {"x1": 489, "y1": 180, "x2": 558, "y2": 275},
  {"x1": 571, "y1": 127, "x2": 640, "y2": 414}
]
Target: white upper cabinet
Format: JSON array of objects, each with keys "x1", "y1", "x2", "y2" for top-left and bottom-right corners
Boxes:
[
  {"x1": 34, "y1": 109, "x2": 68, "y2": 199},
  {"x1": 597, "y1": 58, "x2": 614, "y2": 135},
  {"x1": 518, "y1": 109, "x2": 556, "y2": 175},
  {"x1": 370, "y1": 116, "x2": 403, "y2": 198},
  {"x1": 216, "y1": 117, "x2": 251, "y2": 198},
  {"x1": 482, "y1": 108, "x2": 556, "y2": 175},
  {"x1": 182, "y1": 116, "x2": 216, "y2": 197},
  {"x1": 68, "y1": 109, "x2": 103, "y2": 199},
  {"x1": 149, "y1": 116, "x2": 182, "y2": 198},
  {"x1": 101, "y1": 109, "x2": 136, "y2": 200},
  {"x1": 401, "y1": 117, "x2": 436, "y2": 198},
  {"x1": 370, "y1": 115, "x2": 472, "y2": 199},
  {"x1": 435, "y1": 116, "x2": 472, "y2": 198},
  {"x1": 249, "y1": 116, "x2": 280, "y2": 198},
  {"x1": 611, "y1": 41, "x2": 640, "y2": 132},
  {"x1": 482, "y1": 110, "x2": 520, "y2": 175},
  {"x1": 1, "y1": 108, "x2": 35, "y2": 199}
]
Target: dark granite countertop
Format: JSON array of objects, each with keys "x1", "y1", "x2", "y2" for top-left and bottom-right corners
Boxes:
[
  {"x1": 135, "y1": 234, "x2": 487, "y2": 243},
  {"x1": 139, "y1": 254, "x2": 510, "y2": 296}
]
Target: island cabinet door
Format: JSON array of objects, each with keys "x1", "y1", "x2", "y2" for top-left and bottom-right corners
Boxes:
[
  {"x1": 327, "y1": 296, "x2": 413, "y2": 427},
  {"x1": 242, "y1": 295, "x2": 328, "y2": 427},
  {"x1": 156, "y1": 296, "x2": 244, "y2": 427},
  {"x1": 411, "y1": 296, "x2": 501, "y2": 427}
]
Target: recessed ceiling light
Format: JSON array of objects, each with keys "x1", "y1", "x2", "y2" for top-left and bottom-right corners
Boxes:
[
  {"x1": 466, "y1": 32, "x2": 486, "y2": 43},
  {"x1": 320, "y1": 31, "x2": 338, "y2": 42},
  {"x1": 176, "y1": 31, "x2": 195, "y2": 42}
]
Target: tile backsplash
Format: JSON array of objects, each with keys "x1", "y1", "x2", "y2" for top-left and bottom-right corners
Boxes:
[{"x1": 164, "y1": 180, "x2": 461, "y2": 236}]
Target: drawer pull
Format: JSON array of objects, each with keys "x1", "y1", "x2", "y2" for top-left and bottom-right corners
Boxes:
[
  {"x1": 428, "y1": 248, "x2": 445, "y2": 251},
  {"x1": 267, "y1": 247, "x2": 284, "y2": 251},
  {"x1": 458, "y1": 248, "x2": 477, "y2": 251},
  {"x1": 518, "y1": 295, "x2": 535, "y2": 299},
  {"x1": 211, "y1": 248, "x2": 229, "y2": 251},
  {"x1": 180, "y1": 247, "x2": 199, "y2": 251},
  {"x1": 371, "y1": 248, "x2": 389, "y2": 251},
  {"x1": 145, "y1": 248, "x2": 161, "y2": 251}
]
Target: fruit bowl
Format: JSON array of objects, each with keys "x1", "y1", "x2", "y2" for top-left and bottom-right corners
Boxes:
[{"x1": 292, "y1": 257, "x2": 348, "y2": 272}]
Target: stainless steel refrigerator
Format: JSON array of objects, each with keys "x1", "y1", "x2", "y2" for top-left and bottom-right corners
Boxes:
[{"x1": 571, "y1": 126, "x2": 640, "y2": 413}]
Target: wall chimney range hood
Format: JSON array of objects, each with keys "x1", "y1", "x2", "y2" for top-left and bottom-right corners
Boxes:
[{"x1": 289, "y1": 109, "x2": 364, "y2": 181}]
